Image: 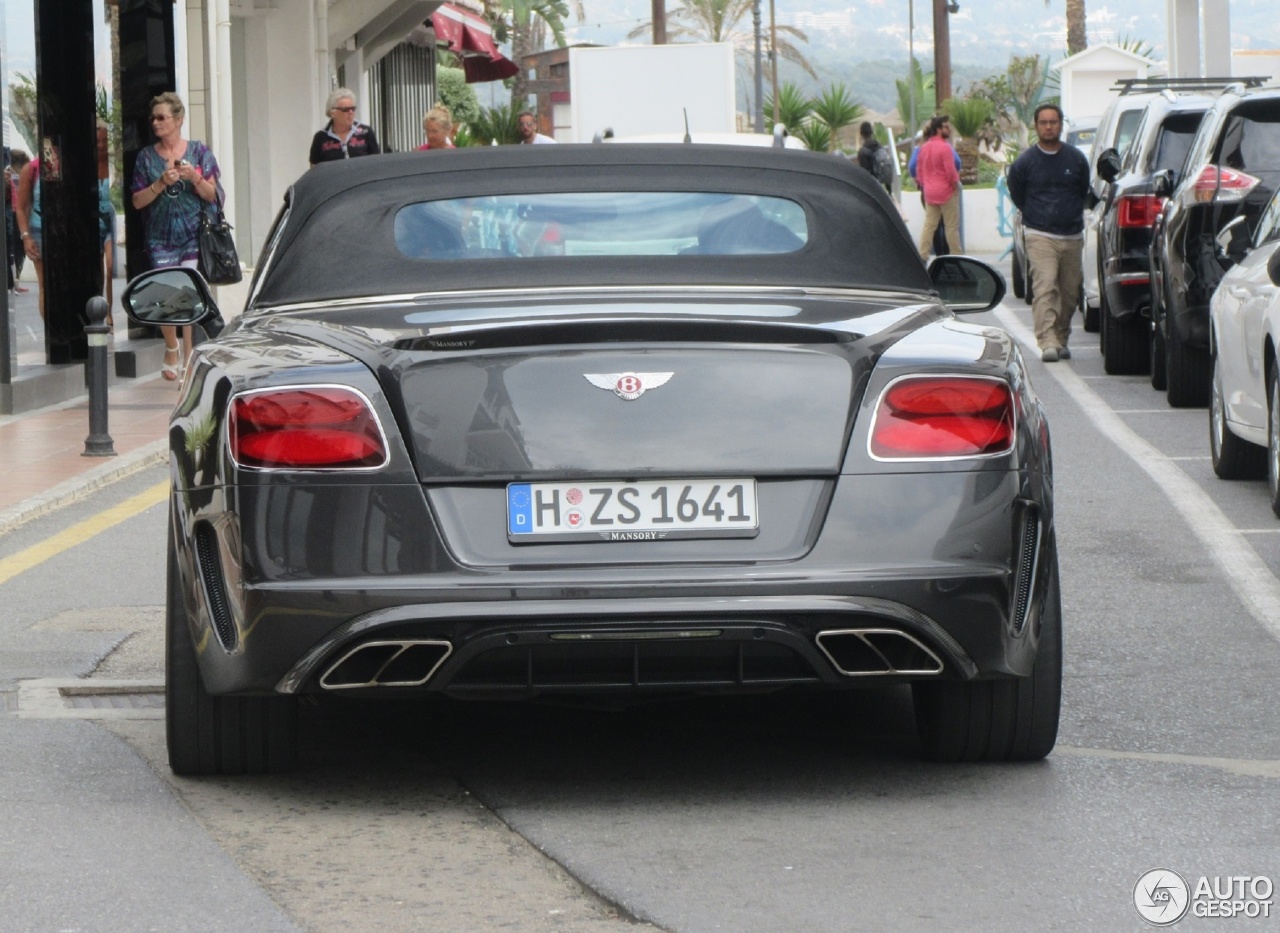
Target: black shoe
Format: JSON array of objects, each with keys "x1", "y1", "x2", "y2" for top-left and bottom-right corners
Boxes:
[
  {"x1": 1041, "y1": 347, "x2": 1059, "y2": 362},
  {"x1": 1058, "y1": 346, "x2": 1071, "y2": 360}
]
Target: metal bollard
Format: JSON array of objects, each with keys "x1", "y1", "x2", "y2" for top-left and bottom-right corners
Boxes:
[{"x1": 82, "y1": 296, "x2": 116, "y2": 457}]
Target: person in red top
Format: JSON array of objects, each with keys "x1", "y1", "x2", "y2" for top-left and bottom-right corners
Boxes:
[
  {"x1": 915, "y1": 114, "x2": 962, "y2": 263},
  {"x1": 415, "y1": 106, "x2": 455, "y2": 151}
]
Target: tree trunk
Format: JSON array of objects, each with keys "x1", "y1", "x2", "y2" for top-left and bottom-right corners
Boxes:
[
  {"x1": 955, "y1": 138, "x2": 980, "y2": 186},
  {"x1": 1066, "y1": 0, "x2": 1087, "y2": 56},
  {"x1": 510, "y1": 21, "x2": 533, "y2": 105}
]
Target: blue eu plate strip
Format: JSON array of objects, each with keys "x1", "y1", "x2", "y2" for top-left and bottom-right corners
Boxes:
[{"x1": 508, "y1": 483, "x2": 533, "y2": 535}]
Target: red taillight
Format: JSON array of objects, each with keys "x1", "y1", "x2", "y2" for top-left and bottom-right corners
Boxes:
[
  {"x1": 1116, "y1": 194, "x2": 1165, "y2": 228},
  {"x1": 1192, "y1": 164, "x2": 1260, "y2": 203},
  {"x1": 230, "y1": 387, "x2": 386, "y2": 469},
  {"x1": 870, "y1": 377, "x2": 1014, "y2": 459}
]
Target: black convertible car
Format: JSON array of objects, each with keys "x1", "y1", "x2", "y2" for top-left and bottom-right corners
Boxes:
[{"x1": 122, "y1": 144, "x2": 1060, "y2": 774}]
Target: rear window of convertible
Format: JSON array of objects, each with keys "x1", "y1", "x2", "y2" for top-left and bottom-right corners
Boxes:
[{"x1": 393, "y1": 192, "x2": 809, "y2": 260}]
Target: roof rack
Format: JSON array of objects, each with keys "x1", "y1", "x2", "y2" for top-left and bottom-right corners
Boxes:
[{"x1": 1112, "y1": 76, "x2": 1269, "y2": 95}]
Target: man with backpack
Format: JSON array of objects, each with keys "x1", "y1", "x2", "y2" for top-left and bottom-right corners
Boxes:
[{"x1": 856, "y1": 121, "x2": 896, "y2": 195}]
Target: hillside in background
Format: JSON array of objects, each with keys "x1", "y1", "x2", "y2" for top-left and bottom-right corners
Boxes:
[{"x1": 565, "y1": 0, "x2": 1280, "y2": 115}]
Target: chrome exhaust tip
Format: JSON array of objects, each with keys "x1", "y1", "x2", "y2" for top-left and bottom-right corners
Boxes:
[
  {"x1": 319, "y1": 640, "x2": 453, "y2": 690},
  {"x1": 815, "y1": 629, "x2": 944, "y2": 677}
]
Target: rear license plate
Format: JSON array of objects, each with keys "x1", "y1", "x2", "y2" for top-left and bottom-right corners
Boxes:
[{"x1": 507, "y1": 479, "x2": 759, "y2": 542}]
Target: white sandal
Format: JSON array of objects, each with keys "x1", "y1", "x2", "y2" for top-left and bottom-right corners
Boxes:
[{"x1": 161, "y1": 343, "x2": 182, "y2": 381}]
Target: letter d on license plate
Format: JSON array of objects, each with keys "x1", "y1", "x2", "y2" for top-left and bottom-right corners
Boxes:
[{"x1": 507, "y1": 479, "x2": 758, "y2": 542}]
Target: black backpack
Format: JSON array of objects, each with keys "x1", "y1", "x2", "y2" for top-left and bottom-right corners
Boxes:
[{"x1": 872, "y1": 144, "x2": 896, "y2": 188}]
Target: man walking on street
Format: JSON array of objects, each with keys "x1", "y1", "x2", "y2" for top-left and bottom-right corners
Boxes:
[
  {"x1": 915, "y1": 114, "x2": 962, "y2": 263},
  {"x1": 1007, "y1": 103, "x2": 1091, "y2": 362}
]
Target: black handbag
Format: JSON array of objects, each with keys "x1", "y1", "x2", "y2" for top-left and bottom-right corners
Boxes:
[{"x1": 197, "y1": 194, "x2": 242, "y2": 285}]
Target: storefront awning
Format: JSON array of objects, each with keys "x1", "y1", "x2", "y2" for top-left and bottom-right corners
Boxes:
[{"x1": 429, "y1": 3, "x2": 519, "y2": 83}]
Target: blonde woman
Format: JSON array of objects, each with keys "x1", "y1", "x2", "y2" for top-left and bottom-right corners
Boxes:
[
  {"x1": 130, "y1": 91, "x2": 223, "y2": 380},
  {"x1": 416, "y1": 106, "x2": 455, "y2": 151}
]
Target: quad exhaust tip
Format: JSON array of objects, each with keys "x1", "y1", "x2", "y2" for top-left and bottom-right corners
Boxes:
[
  {"x1": 319, "y1": 640, "x2": 453, "y2": 690},
  {"x1": 815, "y1": 628, "x2": 944, "y2": 677}
]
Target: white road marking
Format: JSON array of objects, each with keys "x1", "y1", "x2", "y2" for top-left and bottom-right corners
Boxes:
[
  {"x1": 995, "y1": 306, "x2": 1280, "y2": 644},
  {"x1": 1055, "y1": 745, "x2": 1280, "y2": 779}
]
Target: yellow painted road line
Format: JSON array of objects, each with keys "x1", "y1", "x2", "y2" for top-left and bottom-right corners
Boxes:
[{"x1": 0, "y1": 481, "x2": 169, "y2": 586}]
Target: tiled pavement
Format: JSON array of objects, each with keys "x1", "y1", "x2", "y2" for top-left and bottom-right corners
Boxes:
[
  {"x1": 0, "y1": 264, "x2": 189, "y2": 532},
  {"x1": 0, "y1": 373, "x2": 174, "y2": 532}
]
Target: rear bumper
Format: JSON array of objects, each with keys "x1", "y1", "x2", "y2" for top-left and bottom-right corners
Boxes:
[
  {"x1": 174, "y1": 469, "x2": 1054, "y2": 698},
  {"x1": 1103, "y1": 275, "x2": 1152, "y2": 319}
]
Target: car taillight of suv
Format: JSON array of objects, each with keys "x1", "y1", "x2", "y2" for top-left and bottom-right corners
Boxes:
[
  {"x1": 1191, "y1": 164, "x2": 1260, "y2": 203},
  {"x1": 1116, "y1": 195, "x2": 1166, "y2": 227}
]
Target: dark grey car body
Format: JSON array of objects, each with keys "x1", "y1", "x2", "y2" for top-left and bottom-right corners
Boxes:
[{"x1": 128, "y1": 145, "x2": 1059, "y2": 774}]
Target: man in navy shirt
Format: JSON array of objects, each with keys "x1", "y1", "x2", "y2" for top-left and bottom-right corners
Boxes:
[{"x1": 1007, "y1": 103, "x2": 1091, "y2": 362}]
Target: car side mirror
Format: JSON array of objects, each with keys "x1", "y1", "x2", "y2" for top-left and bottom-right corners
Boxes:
[
  {"x1": 1096, "y1": 148, "x2": 1121, "y2": 184},
  {"x1": 1269, "y1": 248, "x2": 1280, "y2": 288},
  {"x1": 929, "y1": 255, "x2": 1007, "y2": 313},
  {"x1": 1151, "y1": 169, "x2": 1174, "y2": 199},
  {"x1": 121, "y1": 267, "x2": 226, "y2": 340},
  {"x1": 1214, "y1": 215, "x2": 1251, "y2": 265}
]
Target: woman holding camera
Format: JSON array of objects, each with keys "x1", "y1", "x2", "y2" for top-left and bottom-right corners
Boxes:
[{"x1": 131, "y1": 91, "x2": 222, "y2": 380}]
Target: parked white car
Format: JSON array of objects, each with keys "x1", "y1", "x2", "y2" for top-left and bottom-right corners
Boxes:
[{"x1": 1208, "y1": 187, "x2": 1280, "y2": 512}]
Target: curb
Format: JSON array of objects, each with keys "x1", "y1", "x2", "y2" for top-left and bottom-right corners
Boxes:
[{"x1": 0, "y1": 439, "x2": 169, "y2": 536}]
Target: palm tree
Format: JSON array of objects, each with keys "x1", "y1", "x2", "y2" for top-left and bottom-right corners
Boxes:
[
  {"x1": 764, "y1": 82, "x2": 813, "y2": 134},
  {"x1": 489, "y1": 0, "x2": 581, "y2": 104},
  {"x1": 895, "y1": 60, "x2": 935, "y2": 139},
  {"x1": 470, "y1": 102, "x2": 523, "y2": 145},
  {"x1": 629, "y1": 0, "x2": 816, "y2": 80},
  {"x1": 793, "y1": 121, "x2": 831, "y2": 153},
  {"x1": 809, "y1": 83, "x2": 864, "y2": 152},
  {"x1": 943, "y1": 96, "x2": 994, "y2": 185},
  {"x1": 8, "y1": 72, "x2": 38, "y2": 153},
  {"x1": 1046, "y1": 0, "x2": 1088, "y2": 57}
]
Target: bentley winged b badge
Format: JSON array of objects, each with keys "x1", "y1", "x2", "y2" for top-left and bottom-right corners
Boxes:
[{"x1": 583, "y1": 372, "x2": 674, "y2": 401}]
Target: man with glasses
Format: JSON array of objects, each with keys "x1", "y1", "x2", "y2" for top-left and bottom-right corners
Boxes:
[
  {"x1": 517, "y1": 111, "x2": 556, "y2": 145},
  {"x1": 1007, "y1": 103, "x2": 1091, "y2": 362},
  {"x1": 310, "y1": 88, "x2": 383, "y2": 166}
]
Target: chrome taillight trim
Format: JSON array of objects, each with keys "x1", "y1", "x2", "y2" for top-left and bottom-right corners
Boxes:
[
  {"x1": 225, "y1": 383, "x2": 392, "y2": 473},
  {"x1": 865, "y1": 373, "x2": 1017, "y2": 463}
]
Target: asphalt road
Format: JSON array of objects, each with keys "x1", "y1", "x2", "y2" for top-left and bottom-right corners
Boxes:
[{"x1": 1, "y1": 279, "x2": 1278, "y2": 931}]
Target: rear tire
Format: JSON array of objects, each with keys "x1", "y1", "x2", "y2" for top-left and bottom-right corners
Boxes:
[
  {"x1": 1102, "y1": 298, "x2": 1150, "y2": 375},
  {"x1": 1083, "y1": 302, "x2": 1100, "y2": 334},
  {"x1": 1166, "y1": 329, "x2": 1211, "y2": 408},
  {"x1": 1210, "y1": 357, "x2": 1265, "y2": 479},
  {"x1": 913, "y1": 551, "x2": 1061, "y2": 762},
  {"x1": 1269, "y1": 367, "x2": 1280, "y2": 518},
  {"x1": 1012, "y1": 251, "x2": 1026, "y2": 299},
  {"x1": 167, "y1": 528, "x2": 298, "y2": 776},
  {"x1": 1150, "y1": 316, "x2": 1167, "y2": 391}
]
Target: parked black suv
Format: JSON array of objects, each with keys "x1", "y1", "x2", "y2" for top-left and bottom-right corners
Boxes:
[
  {"x1": 1095, "y1": 88, "x2": 1217, "y2": 375},
  {"x1": 1149, "y1": 81, "x2": 1280, "y2": 406}
]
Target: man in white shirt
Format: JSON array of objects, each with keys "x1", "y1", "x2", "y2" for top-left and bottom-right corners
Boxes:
[{"x1": 517, "y1": 111, "x2": 556, "y2": 144}]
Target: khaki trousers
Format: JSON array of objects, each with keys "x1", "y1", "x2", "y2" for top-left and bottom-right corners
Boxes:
[
  {"x1": 1025, "y1": 233, "x2": 1083, "y2": 351},
  {"x1": 918, "y1": 191, "x2": 961, "y2": 261}
]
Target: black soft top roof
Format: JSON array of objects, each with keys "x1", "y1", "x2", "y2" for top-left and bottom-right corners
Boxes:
[{"x1": 249, "y1": 144, "x2": 930, "y2": 308}]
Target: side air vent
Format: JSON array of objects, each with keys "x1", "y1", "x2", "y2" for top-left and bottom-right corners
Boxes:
[
  {"x1": 193, "y1": 522, "x2": 237, "y2": 651},
  {"x1": 1011, "y1": 507, "x2": 1041, "y2": 635}
]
